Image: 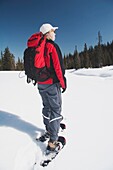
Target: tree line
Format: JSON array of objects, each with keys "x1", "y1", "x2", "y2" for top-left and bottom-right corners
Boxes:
[
  {"x1": 64, "y1": 32, "x2": 113, "y2": 69},
  {"x1": 0, "y1": 32, "x2": 113, "y2": 71},
  {"x1": 0, "y1": 47, "x2": 23, "y2": 70}
]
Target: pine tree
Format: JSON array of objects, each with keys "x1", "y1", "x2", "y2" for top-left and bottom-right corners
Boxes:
[
  {"x1": 2, "y1": 47, "x2": 15, "y2": 70},
  {"x1": 103, "y1": 48, "x2": 112, "y2": 66},
  {"x1": 0, "y1": 58, "x2": 2, "y2": 70},
  {"x1": 83, "y1": 43, "x2": 90, "y2": 68},
  {"x1": 73, "y1": 47, "x2": 81, "y2": 69},
  {"x1": 97, "y1": 31, "x2": 104, "y2": 67},
  {"x1": 93, "y1": 46, "x2": 99, "y2": 68},
  {"x1": 109, "y1": 41, "x2": 113, "y2": 64},
  {"x1": 66, "y1": 53, "x2": 74, "y2": 69},
  {"x1": 63, "y1": 55, "x2": 69, "y2": 69},
  {"x1": 16, "y1": 57, "x2": 24, "y2": 70},
  {"x1": 88, "y1": 46, "x2": 94, "y2": 68},
  {"x1": 79, "y1": 53, "x2": 84, "y2": 68},
  {"x1": 10, "y1": 54, "x2": 15, "y2": 70},
  {"x1": 0, "y1": 51, "x2": 3, "y2": 70},
  {"x1": 63, "y1": 55, "x2": 67, "y2": 69}
]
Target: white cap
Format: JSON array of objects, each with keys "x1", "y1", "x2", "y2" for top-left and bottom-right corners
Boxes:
[{"x1": 40, "y1": 23, "x2": 58, "y2": 34}]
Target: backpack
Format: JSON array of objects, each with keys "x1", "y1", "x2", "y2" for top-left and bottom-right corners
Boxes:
[{"x1": 23, "y1": 32, "x2": 50, "y2": 85}]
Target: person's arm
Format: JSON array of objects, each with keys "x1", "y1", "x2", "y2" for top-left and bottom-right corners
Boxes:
[{"x1": 51, "y1": 46, "x2": 66, "y2": 89}]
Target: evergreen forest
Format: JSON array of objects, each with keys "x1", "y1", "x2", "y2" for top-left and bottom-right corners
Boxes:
[{"x1": 0, "y1": 32, "x2": 113, "y2": 71}]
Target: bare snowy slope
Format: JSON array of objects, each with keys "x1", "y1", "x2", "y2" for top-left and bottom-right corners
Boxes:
[{"x1": 0, "y1": 66, "x2": 113, "y2": 170}]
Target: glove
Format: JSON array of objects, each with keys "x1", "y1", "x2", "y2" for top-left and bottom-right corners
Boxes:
[
  {"x1": 62, "y1": 88, "x2": 66, "y2": 93},
  {"x1": 62, "y1": 76, "x2": 67, "y2": 93}
]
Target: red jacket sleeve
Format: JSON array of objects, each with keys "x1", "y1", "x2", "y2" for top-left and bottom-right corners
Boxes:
[{"x1": 51, "y1": 46, "x2": 65, "y2": 89}]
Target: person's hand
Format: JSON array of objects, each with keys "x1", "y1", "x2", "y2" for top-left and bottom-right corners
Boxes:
[
  {"x1": 61, "y1": 76, "x2": 67, "y2": 93},
  {"x1": 62, "y1": 88, "x2": 66, "y2": 93}
]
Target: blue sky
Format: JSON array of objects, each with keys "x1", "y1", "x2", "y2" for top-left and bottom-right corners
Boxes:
[{"x1": 0, "y1": 0, "x2": 113, "y2": 60}]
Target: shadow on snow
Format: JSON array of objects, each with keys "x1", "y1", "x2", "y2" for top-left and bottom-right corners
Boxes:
[{"x1": 0, "y1": 110, "x2": 44, "y2": 141}]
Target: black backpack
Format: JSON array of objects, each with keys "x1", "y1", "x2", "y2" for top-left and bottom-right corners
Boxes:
[{"x1": 23, "y1": 32, "x2": 50, "y2": 85}]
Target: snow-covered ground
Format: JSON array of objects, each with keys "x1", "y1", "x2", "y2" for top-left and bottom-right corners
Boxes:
[{"x1": 0, "y1": 66, "x2": 113, "y2": 170}]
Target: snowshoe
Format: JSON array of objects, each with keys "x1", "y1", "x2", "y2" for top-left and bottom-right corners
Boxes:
[{"x1": 40, "y1": 136, "x2": 66, "y2": 167}]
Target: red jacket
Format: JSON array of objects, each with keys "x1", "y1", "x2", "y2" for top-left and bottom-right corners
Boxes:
[{"x1": 38, "y1": 40, "x2": 66, "y2": 89}]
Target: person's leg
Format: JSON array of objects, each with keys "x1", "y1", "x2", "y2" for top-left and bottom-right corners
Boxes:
[
  {"x1": 47, "y1": 83, "x2": 63, "y2": 142},
  {"x1": 38, "y1": 84, "x2": 51, "y2": 132},
  {"x1": 38, "y1": 83, "x2": 63, "y2": 144}
]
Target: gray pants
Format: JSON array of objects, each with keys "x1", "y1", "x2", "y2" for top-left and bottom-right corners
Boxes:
[{"x1": 38, "y1": 83, "x2": 63, "y2": 142}]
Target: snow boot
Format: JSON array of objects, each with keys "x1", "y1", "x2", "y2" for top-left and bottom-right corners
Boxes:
[
  {"x1": 46, "y1": 140, "x2": 60, "y2": 155},
  {"x1": 38, "y1": 131, "x2": 50, "y2": 142}
]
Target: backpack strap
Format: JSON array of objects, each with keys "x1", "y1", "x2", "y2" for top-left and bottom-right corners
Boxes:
[{"x1": 37, "y1": 34, "x2": 46, "y2": 48}]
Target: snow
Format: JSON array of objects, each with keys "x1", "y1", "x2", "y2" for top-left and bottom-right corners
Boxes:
[{"x1": 0, "y1": 66, "x2": 113, "y2": 170}]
